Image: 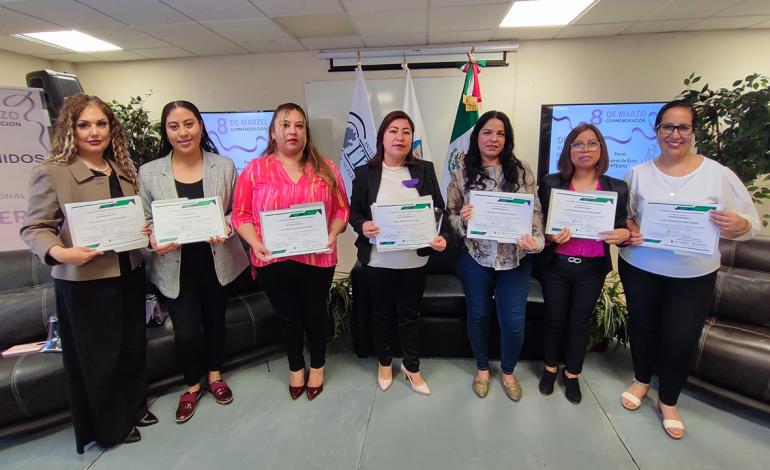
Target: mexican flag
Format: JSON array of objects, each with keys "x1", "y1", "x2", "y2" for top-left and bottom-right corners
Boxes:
[{"x1": 441, "y1": 61, "x2": 483, "y2": 200}]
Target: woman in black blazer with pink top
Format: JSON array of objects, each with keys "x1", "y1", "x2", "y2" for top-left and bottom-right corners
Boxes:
[{"x1": 349, "y1": 110, "x2": 448, "y2": 395}]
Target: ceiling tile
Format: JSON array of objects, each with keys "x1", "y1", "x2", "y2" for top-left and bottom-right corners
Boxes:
[
  {"x1": 79, "y1": 25, "x2": 170, "y2": 49},
  {"x1": 686, "y1": 15, "x2": 770, "y2": 30},
  {"x1": 350, "y1": 9, "x2": 427, "y2": 35},
  {"x1": 132, "y1": 46, "x2": 193, "y2": 59},
  {"x1": 161, "y1": 0, "x2": 264, "y2": 21},
  {"x1": 201, "y1": 18, "x2": 295, "y2": 42},
  {"x1": 181, "y1": 42, "x2": 248, "y2": 56},
  {"x1": 644, "y1": 0, "x2": 745, "y2": 21},
  {"x1": 273, "y1": 13, "x2": 357, "y2": 38},
  {"x1": 430, "y1": 4, "x2": 511, "y2": 32},
  {"x1": 622, "y1": 19, "x2": 701, "y2": 34},
  {"x1": 0, "y1": 34, "x2": 68, "y2": 54},
  {"x1": 77, "y1": 0, "x2": 191, "y2": 26},
  {"x1": 251, "y1": 0, "x2": 343, "y2": 17},
  {"x1": 431, "y1": 0, "x2": 510, "y2": 6},
  {"x1": 2, "y1": 0, "x2": 123, "y2": 30},
  {"x1": 88, "y1": 50, "x2": 145, "y2": 61},
  {"x1": 135, "y1": 22, "x2": 240, "y2": 50},
  {"x1": 429, "y1": 29, "x2": 495, "y2": 44},
  {"x1": 0, "y1": 6, "x2": 61, "y2": 33},
  {"x1": 492, "y1": 26, "x2": 563, "y2": 41},
  {"x1": 37, "y1": 52, "x2": 100, "y2": 62},
  {"x1": 299, "y1": 35, "x2": 365, "y2": 50},
  {"x1": 341, "y1": 0, "x2": 428, "y2": 12},
  {"x1": 361, "y1": 32, "x2": 427, "y2": 47},
  {"x1": 576, "y1": 0, "x2": 669, "y2": 24},
  {"x1": 718, "y1": 0, "x2": 770, "y2": 16},
  {"x1": 749, "y1": 18, "x2": 770, "y2": 28},
  {"x1": 555, "y1": 22, "x2": 633, "y2": 39},
  {"x1": 239, "y1": 39, "x2": 307, "y2": 53}
]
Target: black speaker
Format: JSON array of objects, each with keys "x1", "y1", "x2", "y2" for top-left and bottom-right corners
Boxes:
[{"x1": 25, "y1": 69, "x2": 84, "y2": 121}]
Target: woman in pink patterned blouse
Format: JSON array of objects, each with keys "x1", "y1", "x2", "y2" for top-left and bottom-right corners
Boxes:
[{"x1": 232, "y1": 102, "x2": 349, "y2": 401}]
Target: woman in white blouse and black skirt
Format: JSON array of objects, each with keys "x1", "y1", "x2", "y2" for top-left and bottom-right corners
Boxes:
[{"x1": 618, "y1": 100, "x2": 760, "y2": 440}]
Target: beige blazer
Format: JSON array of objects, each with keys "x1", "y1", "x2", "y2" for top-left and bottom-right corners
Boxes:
[
  {"x1": 20, "y1": 160, "x2": 144, "y2": 281},
  {"x1": 138, "y1": 151, "x2": 249, "y2": 299}
]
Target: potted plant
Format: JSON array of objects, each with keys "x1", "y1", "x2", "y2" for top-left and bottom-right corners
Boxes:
[
  {"x1": 107, "y1": 93, "x2": 161, "y2": 169},
  {"x1": 678, "y1": 73, "x2": 770, "y2": 226},
  {"x1": 328, "y1": 273, "x2": 353, "y2": 342},
  {"x1": 587, "y1": 271, "x2": 629, "y2": 351}
]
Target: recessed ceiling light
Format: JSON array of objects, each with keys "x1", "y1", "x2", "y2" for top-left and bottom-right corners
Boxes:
[
  {"x1": 13, "y1": 30, "x2": 121, "y2": 52},
  {"x1": 500, "y1": 0, "x2": 595, "y2": 28}
]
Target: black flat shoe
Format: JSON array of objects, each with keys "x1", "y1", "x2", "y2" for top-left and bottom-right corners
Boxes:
[
  {"x1": 561, "y1": 369, "x2": 582, "y2": 404},
  {"x1": 122, "y1": 426, "x2": 141, "y2": 444},
  {"x1": 136, "y1": 411, "x2": 158, "y2": 427},
  {"x1": 539, "y1": 368, "x2": 558, "y2": 395}
]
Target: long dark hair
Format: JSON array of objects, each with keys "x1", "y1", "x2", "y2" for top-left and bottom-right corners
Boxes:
[
  {"x1": 263, "y1": 102, "x2": 338, "y2": 195},
  {"x1": 368, "y1": 110, "x2": 416, "y2": 167},
  {"x1": 464, "y1": 110, "x2": 526, "y2": 192},
  {"x1": 557, "y1": 123, "x2": 609, "y2": 179},
  {"x1": 158, "y1": 100, "x2": 218, "y2": 158}
]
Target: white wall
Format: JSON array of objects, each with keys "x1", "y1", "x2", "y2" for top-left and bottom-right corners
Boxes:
[{"x1": 0, "y1": 50, "x2": 75, "y2": 87}]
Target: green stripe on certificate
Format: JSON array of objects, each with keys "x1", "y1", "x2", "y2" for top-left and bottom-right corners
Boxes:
[
  {"x1": 551, "y1": 227, "x2": 562, "y2": 232},
  {"x1": 86, "y1": 243, "x2": 100, "y2": 248},
  {"x1": 159, "y1": 237, "x2": 178, "y2": 243},
  {"x1": 578, "y1": 197, "x2": 614, "y2": 203},
  {"x1": 643, "y1": 238, "x2": 662, "y2": 244},
  {"x1": 496, "y1": 198, "x2": 530, "y2": 205},
  {"x1": 470, "y1": 231, "x2": 487, "y2": 235},
  {"x1": 271, "y1": 249, "x2": 287, "y2": 254},
  {"x1": 181, "y1": 200, "x2": 217, "y2": 208},
  {"x1": 674, "y1": 205, "x2": 713, "y2": 212},
  {"x1": 379, "y1": 241, "x2": 396, "y2": 246},
  {"x1": 289, "y1": 209, "x2": 322, "y2": 217},
  {"x1": 400, "y1": 203, "x2": 430, "y2": 210},
  {"x1": 98, "y1": 199, "x2": 134, "y2": 209}
]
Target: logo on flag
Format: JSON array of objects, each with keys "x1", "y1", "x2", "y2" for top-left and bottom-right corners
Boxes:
[{"x1": 339, "y1": 66, "x2": 377, "y2": 199}]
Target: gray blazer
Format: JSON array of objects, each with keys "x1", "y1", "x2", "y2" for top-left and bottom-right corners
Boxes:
[{"x1": 138, "y1": 151, "x2": 249, "y2": 299}]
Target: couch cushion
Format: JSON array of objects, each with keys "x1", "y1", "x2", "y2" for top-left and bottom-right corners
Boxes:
[
  {"x1": 0, "y1": 287, "x2": 54, "y2": 351},
  {"x1": 713, "y1": 268, "x2": 770, "y2": 328},
  {"x1": 0, "y1": 353, "x2": 68, "y2": 427},
  {"x1": 0, "y1": 250, "x2": 53, "y2": 292}
]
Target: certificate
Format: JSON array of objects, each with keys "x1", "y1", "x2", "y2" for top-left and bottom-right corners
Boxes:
[
  {"x1": 152, "y1": 196, "x2": 227, "y2": 245},
  {"x1": 65, "y1": 196, "x2": 147, "y2": 252},
  {"x1": 467, "y1": 191, "x2": 534, "y2": 243},
  {"x1": 640, "y1": 201, "x2": 722, "y2": 255},
  {"x1": 372, "y1": 197, "x2": 437, "y2": 252},
  {"x1": 545, "y1": 189, "x2": 618, "y2": 240},
  {"x1": 259, "y1": 203, "x2": 328, "y2": 259}
]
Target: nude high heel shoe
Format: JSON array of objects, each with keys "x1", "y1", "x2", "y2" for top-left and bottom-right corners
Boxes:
[{"x1": 400, "y1": 363, "x2": 430, "y2": 395}]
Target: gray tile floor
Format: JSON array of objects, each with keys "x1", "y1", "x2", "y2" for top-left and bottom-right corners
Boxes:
[{"x1": 2, "y1": 345, "x2": 769, "y2": 470}]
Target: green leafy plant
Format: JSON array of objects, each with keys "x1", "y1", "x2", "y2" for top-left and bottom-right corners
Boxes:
[
  {"x1": 587, "y1": 271, "x2": 629, "y2": 351},
  {"x1": 678, "y1": 73, "x2": 770, "y2": 226},
  {"x1": 328, "y1": 273, "x2": 352, "y2": 342},
  {"x1": 107, "y1": 93, "x2": 161, "y2": 169}
]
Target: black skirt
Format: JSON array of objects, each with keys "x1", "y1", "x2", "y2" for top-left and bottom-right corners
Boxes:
[{"x1": 54, "y1": 261, "x2": 148, "y2": 453}]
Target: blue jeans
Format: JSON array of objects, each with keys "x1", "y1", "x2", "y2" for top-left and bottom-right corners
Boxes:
[{"x1": 456, "y1": 247, "x2": 532, "y2": 374}]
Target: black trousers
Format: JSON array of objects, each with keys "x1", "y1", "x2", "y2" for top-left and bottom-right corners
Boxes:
[
  {"x1": 167, "y1": 248, "x2": 227, "y2": 387},
  {"x1": 54, "y1": 263, "x2": 148, "y2": 453},
  {"x1": 541, "y1": 256, "x2": 606, "y2": 374},
  {"x1": 619, "y1": 258, "x2": 717, "y2": 406},
  {"x1": 257, "y1": 261, "x2": 335, "y2": 371},
  {"x1": 364, "y1": 264, "x2": 427, "y2": 373}
]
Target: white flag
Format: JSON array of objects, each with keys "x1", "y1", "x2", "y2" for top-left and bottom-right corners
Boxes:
[
  {"x1": 339, "y1": 66, "x2": 377, "y2": 199},
  {"x1": 402, "y1": 67, "x2": 431, "y2": 162}
]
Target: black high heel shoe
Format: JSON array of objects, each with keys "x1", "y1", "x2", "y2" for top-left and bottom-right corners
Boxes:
[
  {"x1": 561, "y1": 369, "x2": 582, "y2": 404},
  {"x1": 137, "y1": 410, "x2": 158, "y2": 427},
  {"x1": 122, "y1": 426, "x2": 142, "y2": 444},
  {"x1": 539, "y1": 367, "x2": 558, "y2": 396}
]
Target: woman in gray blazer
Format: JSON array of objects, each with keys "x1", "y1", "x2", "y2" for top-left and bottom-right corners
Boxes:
[{"x1": 138, "y1": 101, "x2": 248, "y2": 424}]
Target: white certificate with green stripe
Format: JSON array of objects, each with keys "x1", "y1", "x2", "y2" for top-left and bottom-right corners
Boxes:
[
  {"x1": 371, "y1": 197, "x2": 436, "y2": 252},
  {"x1": 259, "y1": 203, "x2": 328, "y2": 258},
  {"x1": 545, "y1": 189, "x2": 617, "y2": 240},
  {"x1": 65, "y1": 196, "x2": 148, "y2": 252},
  {"x1": 467, "y1": 190, "x2": 534, "y2": 243},
  {"x1": 640, "y1": 201, "x2": 722, "y2": 255},
  {"x1": 152, "y1": 196, "x2": 227, "y2": 245}
]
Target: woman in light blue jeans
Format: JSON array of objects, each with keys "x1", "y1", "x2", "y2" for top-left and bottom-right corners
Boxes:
[{"x1": 446, "y1": 110, "x2": 544, "y2": 401}]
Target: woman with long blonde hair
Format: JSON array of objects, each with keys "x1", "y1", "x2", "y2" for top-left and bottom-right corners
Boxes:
[
  {"x1": 21, "y1": 93, "x2": 155, "y2": 453},
  {"x1": 232, "y1": 102, "x2": 349, "y2": 401}
]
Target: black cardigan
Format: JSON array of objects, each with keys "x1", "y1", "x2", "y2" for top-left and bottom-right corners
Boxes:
[
  {"x1": 349, "y1": 159, "x2": 449, "y2": 265},
  {"x1": 536, "y1": 172, "x2": 629, "y2": 276}
]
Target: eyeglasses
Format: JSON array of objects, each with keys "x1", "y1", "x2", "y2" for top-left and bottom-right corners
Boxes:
[
  {"x1": 569, "y1": 140, "x2": 600, "y2": 150},
  {"x1": 656, "y1": 123, "x2": 694, "y2": 136}
]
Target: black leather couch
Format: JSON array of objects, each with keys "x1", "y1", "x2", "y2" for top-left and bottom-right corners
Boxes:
[
  {"x1": 351, "y1": 234, "x2": 546, "y2": 361},
  {"x1": 0, "y1": 250, "x2": 282, "y2": 438},
  {"x1": 688, "y1": 235, "x2": 770, "y2": 414}
]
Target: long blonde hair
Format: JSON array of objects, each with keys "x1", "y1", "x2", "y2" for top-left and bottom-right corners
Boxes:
[
  {"x1": 264, "y1": 102, "x2": 338, "y2": 195},
  {"x1": 47, "y1": 93, "x2": 138, "y2": 190}
]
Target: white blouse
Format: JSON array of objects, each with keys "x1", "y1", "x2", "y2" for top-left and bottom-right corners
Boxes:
[{"x1": 619, "y1": 157, "x2": 760, "y2": 278}]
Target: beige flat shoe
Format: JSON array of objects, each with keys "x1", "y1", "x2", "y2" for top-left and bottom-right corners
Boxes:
[
  {"x1": 472, "y1": 377, "x2": 490, "y2": 398},
  {"x1": 500, "y1": 374, "x2": 522, "y2": 402}
]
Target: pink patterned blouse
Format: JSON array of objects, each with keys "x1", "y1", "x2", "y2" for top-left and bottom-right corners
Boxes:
[{"x1": 231, "y1": 154, "x2": 350, "y2": 268}]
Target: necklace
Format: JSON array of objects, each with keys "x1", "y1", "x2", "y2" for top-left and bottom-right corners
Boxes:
[{"x1": 82, "y1": 159, "x2": 110, "y2": 173}]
